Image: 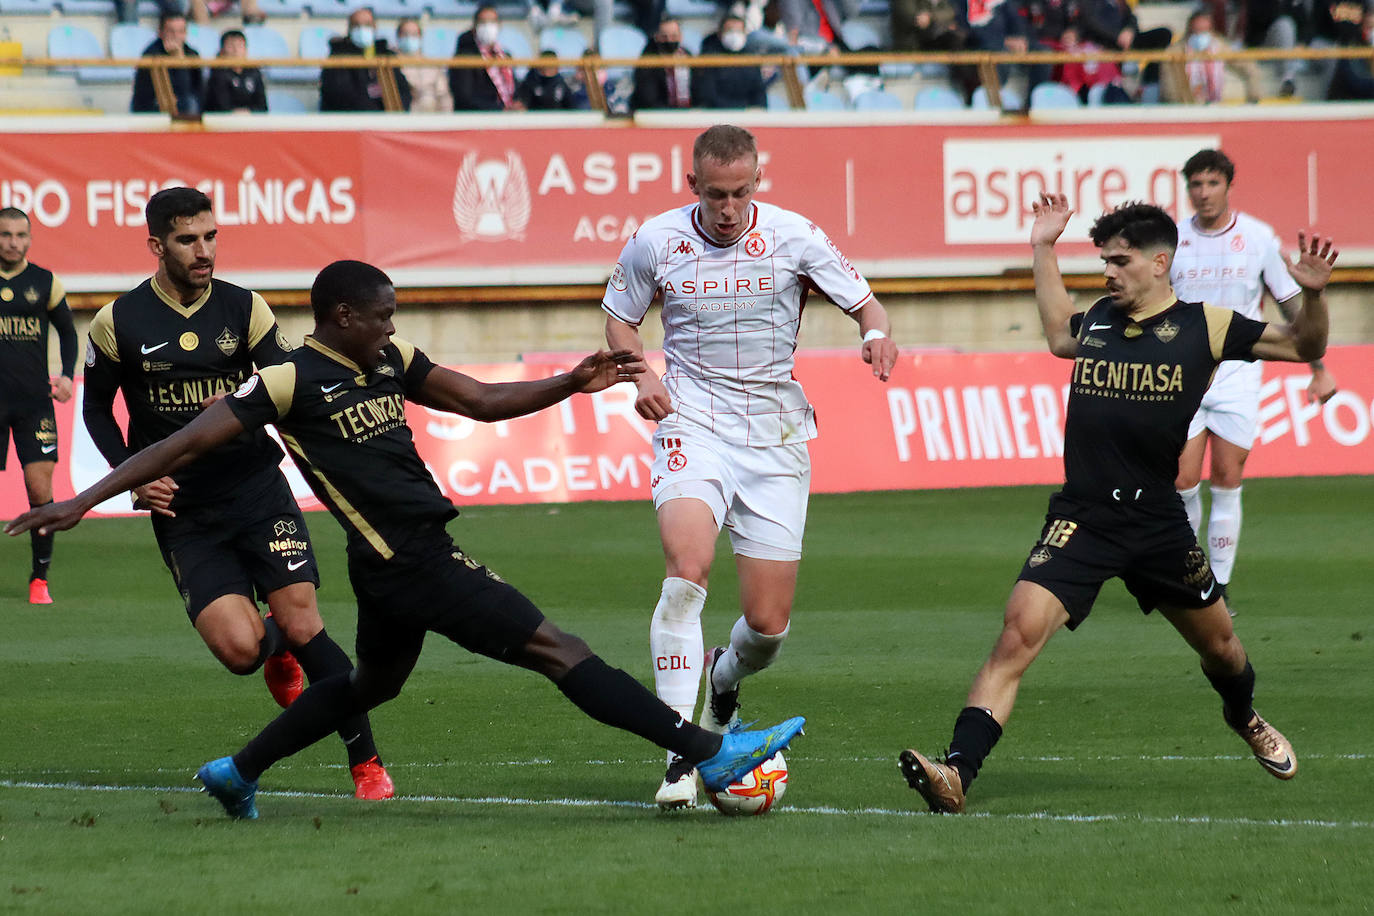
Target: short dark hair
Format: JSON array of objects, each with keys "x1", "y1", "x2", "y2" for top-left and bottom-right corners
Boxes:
[
  {"x1": 1089, "y1": 201, "x2": 1178, "y2": 252},
  {"x1": 158, "y1": 11, "x2": 186, "y2": 30},
  {"x1": 693, "y1": 124, "x2": 757, "y2": 168},
  {"x1": 146, "y1": 187, "x2": 212, "y2": 240},
  {"x1": 474, "y1": 3, "x2": 498, "y2": 19},
  {"x1": 0, "y1": 207, "x2": 28, "y2": 223},
  {"x1": 220, "y1": 29, "x2": 246, "y2": 49},
  {"x1": 311, "y1": 259, "x2": 393, "y2": 321},
  {"x1": 1182, "y1": 148, "x2": 1235, "y2": 183}
]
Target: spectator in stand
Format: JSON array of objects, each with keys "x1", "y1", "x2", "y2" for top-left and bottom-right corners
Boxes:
[
  {"x1": 893, "y1": 0, "x2": 968, "y2": 53},
  {"x1": 953, "y1": 0, "x2": 1050, "y2": 108},
  {"x1": 1241, "y1": 0, "x2": 1318, "y2": 95},
  {"x1": 517, "y1": 50, "x2": 580, "y2": 108},
  {"x1": 449, "y1": 5, "x2": 525, "y2": 111},
  {"x1": 1055, "y1": 23, "x2": 1131, "y2": 102},
  {"x1": 743, "y1": 0, "x2": 797, "y2": 53},
  {"x1": 694, "y1": 14, "x2": 768, "y2": 108},
  {"x1": 775, "y1": 0, "x2": 859, "y2": 53},
  {"x1": 1327, "y1": 10, "x2": 1374, "y2": 97},
  {"x1": 116, "y1": 0, "x2": 182, "y2": 25},
  {"x1": 397, "y1": 18, "x2": 454, "y2": 111},
  {"x1": 321, "y1": 7, "x2": 412, "y2": 111},
  {"x1": 1068, "y1": 0, "x2": 1172, "y2": 98},
  {"x1": 188, "y1": 0, "x2": 265, "y2": 25},
  {"x1": 203, "y1": 29, "x2": 268, "y2": 112},
  {"x1": 1182, "y1": 9, "x2": 1227, "y2": 102},
  {"x1": 570, "y1": 49, "x2": 612, "y2": 111},
  {"x1": 632, "y1": 17, "x2": 694, "y2": 111},
  {"x1": 132, "y1": 13, "x2": 205, "y2": 115}
]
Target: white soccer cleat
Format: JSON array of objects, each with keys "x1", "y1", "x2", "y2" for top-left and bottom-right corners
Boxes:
[{"x1": 655, "y1": 755, "x2": 699, "y2": 809}]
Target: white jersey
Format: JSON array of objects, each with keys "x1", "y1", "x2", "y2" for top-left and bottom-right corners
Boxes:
[
  {"x1": 1171, "y1": 211, "x2": 1299, "y2": 320},
  {"x1": 602, "y1": 201, "x2": 873, "y2": 447}
]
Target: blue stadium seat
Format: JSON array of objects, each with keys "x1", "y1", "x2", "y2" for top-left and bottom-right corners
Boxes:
[
  {"x1": 539, "y1": 26, "x2": 587, "y2": 59},
  {"x1": 970, "y1": 84, "x2": 1021, "y2": 110},
  {"x1": 110, "y1": 22, "x2": 157, "y2": 58},
  {"x1": 55, "y1": 0, "x2": 115, "y2": 12},
  {"x1": 1029, "y1": 80, "x2": 1081, "y2": 109},
  {"x1": 597, "y1": 24, "x2": 644, "y2": 81},
  {"x1": 422, "y1": 25, "x2": 458, "y2": 59},
  {"x1": 852, "y1": 88, "x2": 902, "y2": 109},
  {"x1": 186, "y1": 23, "x2": 221, "y2": 60},
  {"x1": 256, "y1": 0, "x2": 312, "y2": 13},
  {"x1": 804, "y1": 87, "x2": 847, "y2": 110},
  {"x1": 913, "y1": 84, "x2": 964, "y2": 109},
  {"x1": 498, "y1": 25, "x2": 532, "y2": 78},
  {"x1": 298, "y1": 25, "x2": 334, "y2": 62},
  {"x1": 839, "y1": 20, "x2": 883, "y2": 50},
  {"x1": 679, "y1": 23, "x2": 703, "y2": 55},
  {"x1": 243, "y1": 23, "x2": 314, "y2": 83},
  {"x1": 424, "y1": 0, "x2": 480, "y2": 17},
  {"x1": 48, "y1": 23, "x2": 103, "y2": 78},
  {"x1": 267, "y1": 88, "x2": 310, "y2": 112},
  {"x1": 0, "y1": 0, "x2": 57, "y2": 12},
  {"x1": 664, "y1": 0, "x2": 716, "y2": 17}
]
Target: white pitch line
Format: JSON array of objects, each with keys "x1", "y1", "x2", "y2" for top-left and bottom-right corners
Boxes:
[{"x1": 2, "y1": 779, "x2": 1371, "y2": 831}]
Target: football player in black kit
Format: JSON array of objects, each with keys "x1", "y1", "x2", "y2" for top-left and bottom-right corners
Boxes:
[
  {"x1": 8, "y1": 259, "x2": 806, "y2": 820},
  {"x1": 0, "y1": 208, "x2": 78, "y2": 604},
  {"x1": 79, "y1": 188, "x2": 393, "y2": 800},
  {"x1": 898, "y1": 193, "x2": 1336, "y2": 813}
]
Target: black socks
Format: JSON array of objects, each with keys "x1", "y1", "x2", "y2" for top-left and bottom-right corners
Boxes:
[
  {"x1": 948, "y1": 706, "x2": 1004, "y2": 789},
  {"x1": 1204, "y1": 659, "x2": 1256, "y2": 727}
]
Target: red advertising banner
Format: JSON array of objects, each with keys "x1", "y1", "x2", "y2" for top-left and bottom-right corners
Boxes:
[
  {"x1": 4, "y1": 345, "x2": 1372, "y2": 521},
  {"x1": 1, "y1": 114, "x2": 1371, "y2": 290}
]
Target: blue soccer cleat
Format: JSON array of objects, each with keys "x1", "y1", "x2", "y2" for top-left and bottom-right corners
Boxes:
[
  {"x1": 196, "y1": 756, "x2": 259, "y2": 820},
  {"x1": 697, "y1": 716, "x2": 806, "y2": 792}
]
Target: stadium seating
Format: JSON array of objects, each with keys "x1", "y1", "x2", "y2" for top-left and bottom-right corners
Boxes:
[
  {"x1": 539, "y1": 25, "x2": 588, "y2": 64},
  {"x1": 913, "y1": 84, "x2": 964, "y2": 109},
  {"x1": 1029, "y1": 80, "x2": 1081, "y2": 109},
  {"x1": 266, "y1": 87, "x2": 309, "y2": 111},
  {"x1": 47, "y1": 23, "x2": 123, "y2": 83},
  {"x1": 243, "y1": 22, "x2": 314, "y2": 82},
  {"x1": 498, "y1": 24, "x2": 533, "y2": 78},
  {"x1": 852, "y1": 87, "x2": 902, "y2": 109},
  {"x1": 186, "y1": 23, "x2": 220, "y2": 60},
  {"x1": 804, "y1": 86, "x2": 847, "y2": 110},
  {"x1": 255, "y1": 0, "x2": 312, "y2": 15},
  {"x1": 839, "y1": 20, "x2": 883, "y2": 51},
  {"x1": 679, "y1": 23, "x2": 703, "y2": 55},
  {"x1": 664, "y1": 0, "x2": 717, "y2": 18},
  {"x1": 298, "y1": 24, "x2": 333, "y2": 60},
  {"x1": 597, "y1": 24, "x2": 645, "y2": 81},
  {"x1": 422, "y1": 25, "x2": 459, "y2": 58},
  {"x1": 970, "y1": 84, "x2": 1021, "y2": 110},
  {"x1": 0, "y1": 0, "x2": 57, "y2": 11}
]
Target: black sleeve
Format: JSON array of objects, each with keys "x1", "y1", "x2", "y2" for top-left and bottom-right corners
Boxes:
[
  {"x1": 203, "y1": 70, "x2": 232, "y2": 112},
  {"x1": 1225, "y1": 313, "x2": 1269, "y2": 362},
  {"x1": 82, "y1": 342, "x2": 133, "y2": 468},
  {"x1": 250, "y1": 69, "x2": 268, "y2": 111},
  {"x1": 402, "y1": 346, "x2": 437, "y2": 396},
  {"x1": 50, "y1": 301, "x2": 78, "y2": 378},
  {"x1": 1068, "y1": 312, "x2": 1085, "y2": 337},
  {"x1": 747, "y1": 68, "x2": 767, "y2": 107}
]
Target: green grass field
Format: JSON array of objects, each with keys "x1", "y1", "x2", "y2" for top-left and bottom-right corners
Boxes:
[{"x1": 2, "y1": 478, "x2": 1372, "y2": 914}]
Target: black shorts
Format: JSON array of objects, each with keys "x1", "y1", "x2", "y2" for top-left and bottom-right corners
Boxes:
[
  {"x1": 1016, "y1": 492, "x2": 1218, "y2": 629},
  {"x1": 151, "y1": 470, "x2": 319, "y2": 620},
  {"x1": 0, "y1": 399, "x2": 58, "y2": 470},
  {"x1": 348, "y1": 530, "x2": 545, "y2": 669}
]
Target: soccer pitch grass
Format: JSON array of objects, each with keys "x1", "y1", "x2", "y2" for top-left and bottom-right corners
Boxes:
[{"x1": 2, "y1": 478, "x2": 1371, "y2": 914}]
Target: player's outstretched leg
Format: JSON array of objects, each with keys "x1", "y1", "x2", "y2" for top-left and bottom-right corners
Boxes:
[
  {"x1": 196, "y1": 757, "x2": 259, "y2": 819},
  {"x1": 1226, "y1": 710, "x2": 1296, "y2": 779},
  {"x1": 899, "y1": 707, "x2": 1003, "y2": 813},
  {"x1": 697, "y1": 716, "x2": 805, "y2": 791},
  {"x1": 899, "y1": 748, "x2": 965, "y2": 814}
]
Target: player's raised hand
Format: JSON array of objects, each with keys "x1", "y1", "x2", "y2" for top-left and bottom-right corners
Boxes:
[
  {"x1": 1286, "y1": 231, "x2": 1338, "y2": 291},
  {"x1": 1030, "y1": 193, "x2": 1073, "y2": 247},
  {"x1": 862, "y1": 336, "x2": 898, "y2": 382},
  {"x1": 571, "y1": 348, "x2": 646, "y2": 394},
  {"x1": 5, "y1": 498, "x2": 86, "y2": 537}
]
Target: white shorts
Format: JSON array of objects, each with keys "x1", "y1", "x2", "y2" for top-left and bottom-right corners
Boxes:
[
  {"x1": 1188, "y1": 360, "x2": 1263, "y2": 449},
  {"x1": 649, "y1": 419, "x2": 811, "y2": 561}
]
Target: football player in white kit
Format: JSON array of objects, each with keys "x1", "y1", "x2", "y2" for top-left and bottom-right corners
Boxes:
[
  {"x1": 602, "y1": 125, "x2": 899, "y2": 809},
  {"x1": 1171, "y1": 149, "x2": 1337, "y2": 609}
]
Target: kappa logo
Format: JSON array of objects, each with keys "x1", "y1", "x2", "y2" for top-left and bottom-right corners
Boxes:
[
  {"x1": 673, "y1": 240, "x2": 696, "y2": 256},
  {"x1": 452, "y1": 150, "x2": 531, "y2": 242},
  {"x1": 273, "y1": 519, "x2": 298, "y2": 537},
  {"x1": 744, "y1": 232, "x2": 767, "y2": 258},
  {"x1": 1153, "y1": 318, "x2": 1179, "y2": 343},
  {"x1": 650, "y1": 475, "x2": 662, "y2": 488}
]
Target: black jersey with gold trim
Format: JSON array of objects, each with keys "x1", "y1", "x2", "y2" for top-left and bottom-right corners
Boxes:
[
  {"x1": 0, "y1": 261, "x2": 70, "y2": 403},
  {"x1": 1063, "y1": 296, "x2": 1266, "y2": 503},
  {"x1": 83, "y1": 277, "x2": 294, "y2": 506},
  {"x1": 226, "y1": 335, "x2": 456, "y2": 560}
]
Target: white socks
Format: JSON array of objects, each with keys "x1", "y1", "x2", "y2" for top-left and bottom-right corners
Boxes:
[
  {"x1": 1207, "y1": 484, "x2": 1243, "y2": 586},
  {"x1": 712, "y1": 616, "x2": 789, "y2": 695},
  {"x1": 1179, "y1": 483, "x2": 1203, "y2": 537},
  {"x1": 650, "y1": 577, "x2": 706, "y2": 764}
]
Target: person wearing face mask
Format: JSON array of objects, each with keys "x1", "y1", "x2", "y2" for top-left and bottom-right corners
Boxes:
[
  {"x1": 693, "y1": 14, "x2": 767, "y2": 108},
  {"x1": 396, "y1": 17, "x2": 454, "y2": 111},
  {"x1": 631, "y1": 17, "x2": 693, "y2": 111},
  {"x1": 321, "y1": 7, "x2": 412, "y2": 112},
  {"x1": 1181, "y1": 9, "x2": 1226, "y2": 102},
  {"x1": 449, "y1": 5, "x2": 526, "y2": 111}
]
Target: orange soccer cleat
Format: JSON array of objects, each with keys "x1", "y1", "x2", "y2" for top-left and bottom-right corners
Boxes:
[
  {"x1": 263, "y1": 651, "x2": 304, "y2": 708},
  {"x1": 350, "y1": 756, "x2": 395, "y2": 800},
  {"x1": 28, "y1": 578, "x2": 53, "y2": 605}
]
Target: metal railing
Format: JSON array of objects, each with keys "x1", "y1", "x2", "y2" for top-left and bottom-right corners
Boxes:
[{"x1": 2, "y1": 44, "x2": 1371, "y2": 114}]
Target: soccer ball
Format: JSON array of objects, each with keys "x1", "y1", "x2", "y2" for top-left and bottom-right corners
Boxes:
[{"x1": 707, "y1": 752, "x2": 788, "y2": 816}]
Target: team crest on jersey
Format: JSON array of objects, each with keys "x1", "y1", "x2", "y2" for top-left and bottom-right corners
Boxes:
[
  {"x1": 673, "y1": 239, "x2": 696, "y2": 256},
  {"x1": 1230, "y1": 234, "x2": 1245, "y2": 252},
  {"x1": 216, "y1": 327, "x2": 239, "y2": 355},
  {"x1": 744, "y1": 232, "x2": 767, "y2": 258},
  {"x1": 376, "y1": 363, "x2": 395, "y2": 377},
  {"x1": 1028, "y1": 546, "x2": 1052, "y2": 567},
  {"x1": 667, "y1": 450, "x2": 687, "y2": 471},
  {"x1": 179, "y1": 331, "x2": 199, "y2": 351},
  {"x1": 1153, "y1": 319, "x2": 1179, "y2": 343},
  {"x1": 276, "y1": 329, "x2": 293, "y2": 351},
  {"x1": 0, "y1": 287, "x2": 12, "y2": 302},
  {"x1": 23, "y1": 286, "x2": 39, "y2": 305},
  {"x1": 610, "y1": 262, "x2": 628, "y2": 292},
  {"x1": 452, "y1": 151, "x2": 531, "y2": 242}
]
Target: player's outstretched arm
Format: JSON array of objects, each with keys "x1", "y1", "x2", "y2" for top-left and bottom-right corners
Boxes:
[
  {"x1": 1252, "y1": 232, "x2": 1337, "y2": 363},
  {"x1": 413, "y1": 350, "x2": 645, "y2": 422},
  {"x1": 606, "y1": 313, "x2": 672, "y2": 421},
  {"x1": 4, "y1": 400, "x2": 246, "y2": 537},
  {"x1": 1029, "y1": 193, "x2": 1080, "y2": 359},
  {"x1": 851, "y1": 299, "x2": 898, "y2": 382}
]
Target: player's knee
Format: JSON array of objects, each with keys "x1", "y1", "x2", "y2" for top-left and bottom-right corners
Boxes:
[
  {"x1": 1175, "y1": 468, "x2": 1201, "y2": 490},
  {"x1": 218, "y1": 641, "x2": 265, "y2": 675}
]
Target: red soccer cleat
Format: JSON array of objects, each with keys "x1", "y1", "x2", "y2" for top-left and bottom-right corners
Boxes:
[
  {"x1": 263, "y1": 651, "x2": 304, "y2": 708},
  {"x1": 28, "y1": 578, "x2": 52, "y2": 605},
  {"x1": 351, "y1": 756, "x2": 395, "y2": 800}
]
